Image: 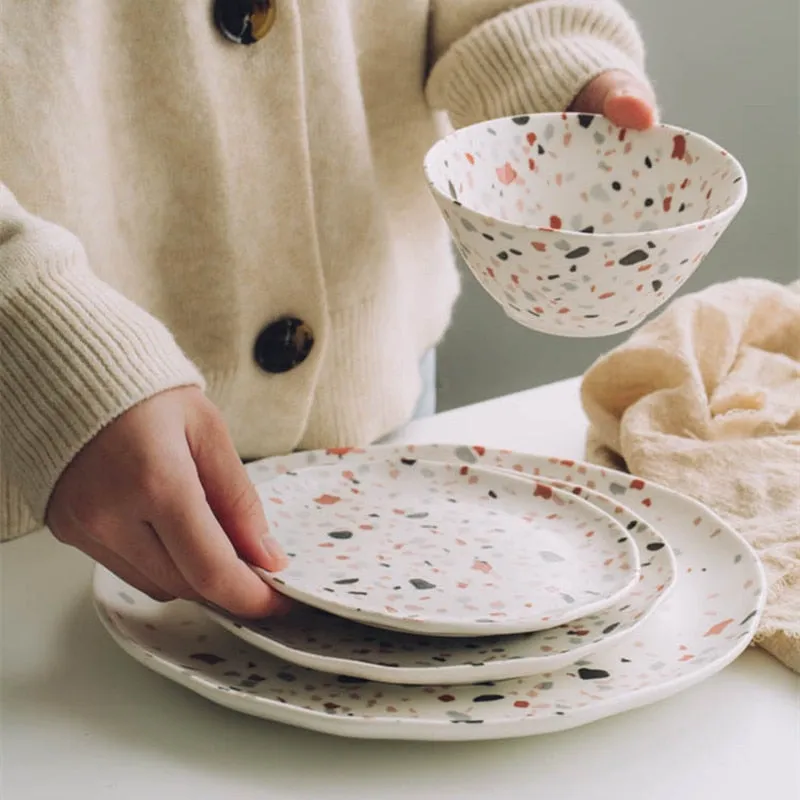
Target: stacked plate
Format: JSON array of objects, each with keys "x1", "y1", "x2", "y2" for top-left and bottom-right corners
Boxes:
[{"x1": 94, "y1": 444, "x2": 766, "y2": 741}]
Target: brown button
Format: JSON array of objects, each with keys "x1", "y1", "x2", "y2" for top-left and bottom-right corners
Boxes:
[
  {"x1": 214, "y1": 0, "x2": 276, "y2": 45},
  {"x1": 254, "y1": 317, "x2": 314, "y2": 374}
]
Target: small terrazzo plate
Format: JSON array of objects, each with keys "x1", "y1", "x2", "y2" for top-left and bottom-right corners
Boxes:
[
  {"x1": 203, "y1": 477, "x2": 676, "y2": 684},
  {"x1": 93, "y1": 445, "x2": 765, "y2": 741},
  {"x1": 423, "y1": 113, "x2": 747, "y2": 337},
  {"x1": 252, "y1": 459, "x2": 640, "y2": 636}
]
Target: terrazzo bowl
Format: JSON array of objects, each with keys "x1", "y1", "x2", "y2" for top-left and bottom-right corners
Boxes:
[{"x1": 424, "y1": 112, "x2": 747, "y2": 337}]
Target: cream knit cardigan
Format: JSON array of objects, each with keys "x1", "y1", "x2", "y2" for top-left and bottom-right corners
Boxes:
[{"x1": 0, "y1": 0, "x2": 649, "y2": 541}]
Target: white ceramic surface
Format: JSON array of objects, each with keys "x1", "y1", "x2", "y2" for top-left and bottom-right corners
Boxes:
[
  {"x1": 93, "y1": 446, "x2": 765, "y2": 741},
  {"x1": 424, "y1": 113, "x2": 747, "y2": 336},
  {"x1": 255, "y1": 459, "x2": 639, "y2": 635},
  {"x1": 205, "y1": 477, "x2": 676, "y2": 683}
]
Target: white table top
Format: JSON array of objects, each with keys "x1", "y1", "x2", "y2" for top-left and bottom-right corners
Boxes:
[{"x1": 3, "y1": 377, "x2": 799, "y2": 800}]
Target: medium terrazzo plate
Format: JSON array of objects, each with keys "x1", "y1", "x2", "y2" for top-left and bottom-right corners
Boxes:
[
  {"x1": 253, "y1": 459, "x2": 640, "y2": 635},
  {"x1": 204, "y1": 478, "x2": 676, "y2": 683},
  {"x1": 93, "y1": 446, "x2": 765, "y2": 741}
]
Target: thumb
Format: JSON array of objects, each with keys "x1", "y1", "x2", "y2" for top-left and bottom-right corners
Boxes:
[
  {"x1": 188, "y1": 405, "x2": 289, "y2": 573},
  {"x1": 570, "y1": 69, "x2": 658, "y2": 131}
]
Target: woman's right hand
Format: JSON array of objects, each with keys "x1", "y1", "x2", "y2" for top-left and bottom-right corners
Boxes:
[{"x1": 46, "y1": 386, "x2": 290, "y2": 618}]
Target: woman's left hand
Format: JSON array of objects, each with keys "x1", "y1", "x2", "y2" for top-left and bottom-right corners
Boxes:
[{"x1": 570, "y1": 69, "x2": 658, "y2": 130}]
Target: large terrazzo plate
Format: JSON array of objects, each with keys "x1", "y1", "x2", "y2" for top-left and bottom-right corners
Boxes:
[
  {"x1": 92, "y1": 446, "x2": 765, "y2": 741},
  {"x1": 254, "y1": 459, "x2": 639, "y2": 635},
  {"x1": 206, "y1": 477, "x2": 675, "y2": 683}
]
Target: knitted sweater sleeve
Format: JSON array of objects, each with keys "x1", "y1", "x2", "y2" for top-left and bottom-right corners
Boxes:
[
  {"x1": 425, "y1": 0, "x2": 651, "y2": 128},
  {"x1": 0, "y1": 184, "x2": 204, "y2": 523}
]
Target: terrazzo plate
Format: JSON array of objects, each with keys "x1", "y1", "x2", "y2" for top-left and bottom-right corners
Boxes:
[
  {"x1": 254, "y1": 459, "x2": 639, "y2": 636},
  {"x1": 204, "y1": 477, "x2": 676, "y2": 683},
  {"x1": 92, "y1": 445, "x2": 765, "y2": 742}
]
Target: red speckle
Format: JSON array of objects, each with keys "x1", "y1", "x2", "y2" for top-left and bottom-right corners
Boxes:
[
  {"x1": 438, "y1": 694, "x2": 456, "y2": 702},
  {"x1": 618, "y1": 128, "x2": 627, "y2": 142},
  {"x1": 706, "y1": 189, "x2": 713, "y2": 200},
  {"x1": 671, "y1": 134, "x2": 687, "y2": 160},
  {"x1": 465, "y1": 152, "x2": 475, "y2": 164},
  {"x1": 680, "y1": 178, "x2": 690, "y2": 189},
  {"x1": 528, "y1": 158, "x2": 536, "y2": 171},
  {"x1": 533, "y1": 483, "x2": 553, "y2": 499},
  {"x1": 637, "y1": 264, "x2": 652, "y2": 272},
  {"x1": 496, "y1": 162, "x2": 518, "y2": 185},
  {"x1": 326, "y1": 447, "x2": 356, "y2": 456},
  {"x1": 604, "y1": 260, "x2": 615, "y2": 267},
  {"x1": 642, "y1": 498, "x2": 652, "y2": 507},
  {"x1": 472, "y1": 559, "x2": 493, "y2": 574},
  {"x1": 459, "y1": 465, "x2": 469, "y2": 475},
  {"x1": 663, "y1": 196, "x2": 673, "y2": 212},
  {"x1": 532, "y1": 241, "x2": 547, "y2": 252},
  {"x1": 268, "y1": 497, "x2": 283, "y2": 504},
  {"x1": 527, "y1": 132, "x2": 537, "y2": 145},
  {"x1": 335, "y1": 555, "x2": 349, "y2": 560},
  {"x1": 557, "y1": 307, "x2": 570, "y2": 314},
  {"x1": 549, "y1": 215, "x2": 562, "y2": 229},
  {"x1": 317, "y1": 542, "x2": 334, "y2": 548},
  {"x1": 486, "y1": 267, "x2": 495, "y2": 278},
  {"x1": 561, "y1": 112, "x2": 568, "y2": 120},
  {"x1": 630, "y1": 479, "x2": 645, "y2": 490},
  {"x1": 514, "y1": 700, "x2": 530, "y2": 708},
  {"x1": 636, "y1": 284, "x2": 644, "y2": 292},
  {"x1": 511, "y1": 274, "x2": 520, "y2": 285},
  {"x1": 598, "y1": 292, "x2": 615, "y2": 299},
  {"x1": 474, "y1": 446, "x2": 486, "y2": 456},
  {"x1": 563, "y1": 133, "x2": 572, "y2": 147},
  {"x1": 359, "y1": 524, "x2": 373, "y2": 530},
  {"x1": 704, "y1": 619, "x2": 734, "y2": 637},
  {"x1": 314, "y1": 494, "x2": 341, "y2": 505},
  {"x1": 678, "y1": 654, "x2": 695, "y2": 662},
  {"x1": 585, "y1": 531, "x2": 595, "y2": 538}
]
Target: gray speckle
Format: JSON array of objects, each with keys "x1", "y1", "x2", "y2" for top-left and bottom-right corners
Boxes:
[
  {"x1": 593, "y1": 131, "x2": 606, "y2": 144},
  {"x1": 554, "y1": 239, "x2": 572, "y2": 251},
  {"x1": 460, "y1": 217, "x2": 477, "y2": 233},
  {"x1": 590, "y1": 184, "x2": 610, "y2": 202},
  {"x1": 118, "y1": 592, "x2": 136, "y2": 605},
  {"x1": 544, "y1": 123, "x2": 555, "y2": 140},
  {"x1": 608, "y1": 482, "x2": 627, "y2": 495},
  {"x1": 562, "y1": 282, "x2": 578, "y2": 291},
  {"x1": 540, "y1": 550, "x2": 565, "y2": 563}
]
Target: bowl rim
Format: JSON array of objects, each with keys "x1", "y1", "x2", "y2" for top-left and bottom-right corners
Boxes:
[{"x1": 422, "y1": 112, "x2": 748, "y2": 240}]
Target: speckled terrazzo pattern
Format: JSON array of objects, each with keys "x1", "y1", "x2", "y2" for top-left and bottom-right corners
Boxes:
[
  {"x1": 423, "y1": 113, "x2": 747, "y2": 336},
  {"x1": 93, "y1": 446, "x2": 765, "y2": 741},
  {"x1": 255, "y1": 459, "x2": 638, "y2": 635},
  {"x1": 205, "y1": 477, "x2": 675, "y2": 683}
]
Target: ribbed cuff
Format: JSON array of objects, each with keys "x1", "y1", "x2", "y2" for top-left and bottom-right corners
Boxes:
[
  {"x1": 1, "y1": 211, "x2": 205, "y2": 522},
  {"x1": 426, "y1": 0, "x2": 651, "y2": 128}
]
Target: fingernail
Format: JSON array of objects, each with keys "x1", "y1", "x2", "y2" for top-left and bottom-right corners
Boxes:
[{"x1": 262, "y1": 535, "x2": 290, "y2": 570}]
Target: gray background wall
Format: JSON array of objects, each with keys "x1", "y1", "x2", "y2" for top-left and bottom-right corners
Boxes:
[{"x1": 436, "y1": 0, "x2": 800, "y2": 411}]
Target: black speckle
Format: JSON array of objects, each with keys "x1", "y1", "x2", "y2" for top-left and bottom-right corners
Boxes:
[
  {"x1": 578, "y1": 114, "x2": 595, "y2": 128},
  {"x1": 447, "y1": 180, "x2": 458, "y2": 201},
  {"x1": 740, "y1": 610, "x2": 758, "y2": 626},
  {"x1": 680, "y1": 258, "x2": 690, "y2": 265},
  {"x1": 569, "y1": 265, "x2": 577, "y2": 273},
  {"x1": 578, "y1": 667, "x2": 610, "y2": 680},
  {"x1": 497, "y1": 251, "x2": 509, "y2": 261},
  {"x1": 276, "y1": 671, "x2": 297, "y2": 682},
  {"x1": 450, "y1": 719, "x2": 485, "y2": 724},
  {"x1": 509, "y1": 248, "x2": 522, "y2": 256},
  {"x1": 618, "y1": 249, "x2": 649, "y2": 266},
  {"x1": 627, "y1": 520, "x2": 637, "y2": 531},
  {"x1": 333, "y1": 577, "x2": 359, "y2": 585},
  {"x1": 328, "y1": 530, "x2": 353, "y2": 540},
  {"x1": 733, "y1": 176, "x2": 743, "y2": 183},
  {"x1": 410, "y1": 578, "x2": 436, "y2": 590},
  {"x1": 651, "y1": 280, "x2": 663, "y2": 291},
  {"x1": 645, "y1": 156, "x2": 653, "y2": 168},
  {"x1": 191, "y1": 653, "x2": 226, "y2": 665},
  {"x1": 621, "y1": 657, "x2": 632, "y2": 663},
  {"x1": 644, "y1": 198, "x2": 654, "y2": 207},
  {"x1": 565, "y1": 246, "x2": 590, "y2": 259},
  {"x1": 512, "y1": 115, "x2": 530, "y2": 125},
  {"x1": 406, "y1": 512, "x2": 429, "y2": 519},
  {"x1": 646, "y1": 542, "x2": 666, "y2": 553},
  {"x1": 602, "y1": 622, "x2": 621, "y2": 635},
  {"x1": 482, "y1": 233, "x2": 495, "y2": 241},
  {"x1": 488, "y1": 490, "x2": 498, "y2": 499},
  {"x1": 584, "y1": 314, "x2": 599, "y2": 319},
  {"x1": 614, "y1": 320, "x2": 629, "y2": 327},
  {"x1": 678, "y1": 202, "x2": 686, "y2": 212},
  {"x1": 247, "y1": 674, "x2": 266, "y2": 683},
  {"x1": 473, "y1": 694, "x2": 504, "y2": 702},
  {"x1": 537, "y1": 144, "x2": 545, "y2": 155},
  {"x1": 547, "y1": 274, "x2": 560, "y2": 280},
  {"x1": 337, "y1": 675, "x2": 368, "y2": 684},
  {"x1": 647, "y1": 241, "x2": 656, "y2": 249},
  {"x1": 611, "y1": 181, "x2": 621, "y2": 191},
  {"x1": 580, "y1": 225, "x2": 595, "y2": 233},
  {"x1": 348, "y1": 591, "x2": 368, "y2": 596},
  {"x1": 400, "y1": 458, "x2": 417, "y2": 466}
]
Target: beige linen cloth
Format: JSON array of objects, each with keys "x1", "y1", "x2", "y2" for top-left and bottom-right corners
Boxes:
[{"x1": 581, "y1": 278, "x2": 800, "y2": 673}]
